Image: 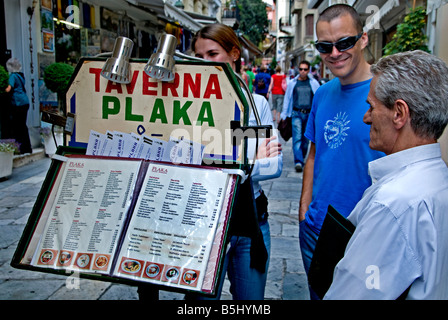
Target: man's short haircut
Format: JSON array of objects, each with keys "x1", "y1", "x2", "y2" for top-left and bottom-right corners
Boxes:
[
  {"x1": 317, "y1": 4, "x2": 363, "y2": 34},
  {"x1": 371, "y1": 50, "x2": 448, "y2": 140},
  {"x1": 299, "y1": 60, "x2": 311, "y2": 68}
]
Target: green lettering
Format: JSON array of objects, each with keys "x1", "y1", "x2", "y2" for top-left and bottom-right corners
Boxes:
[
  {"x1": 149, "y1": 98, "x2": 168, "y2": 123},
  {"x1": 173, "y1": 101, "x2": 192, "y2": 125},
  {"x1": 196, "y1": 102, "x2": 214, "y2": 126},
  {"x1": 102, "y1": 96, "x2": 120, "y2": 119},
  {"x1": 125, "y1": 97, "x2": 143, "y2": 122}
]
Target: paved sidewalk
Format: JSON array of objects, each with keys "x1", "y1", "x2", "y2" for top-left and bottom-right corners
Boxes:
[{"x1": 0, "y1": 137, "x2": 309, "y2": 300}]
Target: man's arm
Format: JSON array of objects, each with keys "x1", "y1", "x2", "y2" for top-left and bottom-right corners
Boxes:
[{"x1": 299, "y1": 142, "x2": 315, "y2": 222}]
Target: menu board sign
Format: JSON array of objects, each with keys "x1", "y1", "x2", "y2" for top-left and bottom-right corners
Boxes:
[{"x1": 15, "y1": 154, "x2": 237, "y2": 294}]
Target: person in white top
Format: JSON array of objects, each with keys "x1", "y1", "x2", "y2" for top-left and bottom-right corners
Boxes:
[{"x1": 324, "y1": 50, "x2": 448, "y2": 299}]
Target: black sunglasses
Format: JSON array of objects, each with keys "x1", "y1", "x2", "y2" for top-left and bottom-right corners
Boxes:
[
  {"x1": 299, "y1": 68, "x2": 309, "y2": 71},
  {"x1": 315, "y1": 33, "x2": 363, "y2": 54}
]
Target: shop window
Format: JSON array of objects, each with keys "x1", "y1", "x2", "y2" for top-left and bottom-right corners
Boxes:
[{"x1": 305, "y1": 14, "x2": 314, "y2": 37}]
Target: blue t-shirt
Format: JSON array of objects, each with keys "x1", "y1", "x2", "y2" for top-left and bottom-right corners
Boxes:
[{"x1": 304, "y1": 77, "x2": 385, "y2": 234}]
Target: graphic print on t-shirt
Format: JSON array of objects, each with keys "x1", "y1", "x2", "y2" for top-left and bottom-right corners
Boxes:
[{"x1": 324, "y1": 112, "x2": 351, "y2": 149}]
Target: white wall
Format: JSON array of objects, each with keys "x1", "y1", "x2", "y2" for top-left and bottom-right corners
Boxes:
[
  {"x1": 4, "y1": 0, "x2": 40, "y2": 132},
  {"x1": 434, "y1": 3, "x2": 448, "y2": 163}
]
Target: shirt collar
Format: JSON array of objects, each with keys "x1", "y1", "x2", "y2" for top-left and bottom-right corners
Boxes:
[{"x1": 368, "y1": 143, "x2": 442, "y2": 184}]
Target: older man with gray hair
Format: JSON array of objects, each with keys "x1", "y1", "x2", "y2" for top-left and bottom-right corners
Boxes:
[{"x1": 324, "y1": 50, "x2": 448, "y2": 300}]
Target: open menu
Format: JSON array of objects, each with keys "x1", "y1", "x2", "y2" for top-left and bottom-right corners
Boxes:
[{"x1": 16, "y1": 154, "x2": 238, "y2": 294}]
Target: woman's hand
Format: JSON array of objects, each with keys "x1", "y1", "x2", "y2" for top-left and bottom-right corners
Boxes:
[{"x1": 256, "y1": 136, "x2": 282, "y2": 159}]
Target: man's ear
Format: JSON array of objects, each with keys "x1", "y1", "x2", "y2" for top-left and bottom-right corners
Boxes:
[
  {"x1": 393, "y1": 99, "x2": 410, "y2": 130},
  {"x1": 360, "y1": 32, "x2": 369, "y2": 50}
]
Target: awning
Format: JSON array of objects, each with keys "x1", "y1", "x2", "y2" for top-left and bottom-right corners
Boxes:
[
  {"x1": 126, "y1": 0, "x2": 203, "y2": 32},
  {"x1": 84, "y1": 0, "x2": 159, "y2": 24},
  {"x1": 263, "y1": 38, "x2": 276, "y2": 55},
  {"x1": 239, "y1": 35, "x2": 263, "y2": 56},
  {"x1": 183, "y1": 11, "x2": 219, "y2": 25},
  {"x1": 363, "y1": 0, "x2": 400, "y2": 32},
  {"x1": 286, "y1": 43, "x2": 313, "y2": 60}
]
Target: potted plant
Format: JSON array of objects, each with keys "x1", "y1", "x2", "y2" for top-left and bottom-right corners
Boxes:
[
  {"x1": 43, "y1": 62, "x2": 74, "y2": 113},
  {"x1": 0, "y1": 65, "x2": 9, "y2": 91},
  {"x1": 42, "y1": 63, "x2": 74, "y2": 153},
  {"x1": 0, "y1": 139, "x2": 20, "y2": 179},
  {"x1": 0, "y1": 65, "x2": 10, "y2": 138},
  {"x1": 39, "y1": 126, "x2": 63, "y2": 156}
]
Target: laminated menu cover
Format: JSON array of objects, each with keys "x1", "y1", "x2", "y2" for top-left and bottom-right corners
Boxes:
[{"x1": 12, "y1": 151, "x2": 239, "y2": 295}]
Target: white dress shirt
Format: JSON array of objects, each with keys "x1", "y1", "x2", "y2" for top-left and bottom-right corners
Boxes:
[{"x1": 324, "y1": 143, "x2": 448, "y2": 299}]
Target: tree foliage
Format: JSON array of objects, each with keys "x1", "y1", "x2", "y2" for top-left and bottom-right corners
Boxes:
[
  {"x1": 237, "y1": 0, "x2": 268, "y2": 45},
  {"x1": 383, "y1": 6, "x2": 430, "y2": 56}
]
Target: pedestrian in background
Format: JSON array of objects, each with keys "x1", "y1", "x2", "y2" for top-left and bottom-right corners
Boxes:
[
  {"x1": 254, "y1": 65, "x2": 271, "y2": 99},
  {"x1": 325, "y1": 50, "x2": 448, "y2": 300},
  {"x1": 245, "y1": 65, "x2": 255, "y2": 92},
  {"x1": 267, "y1": 65, "x2": 286, "y2": 124},
  {"x1": 280, "y1": 60, "x2": 319, "y2": 172},
  {"x1": 288, "y1": 65, "x2": 296, "y2": 80},
  {"x1": 5, "y1": 58, "x2": 32, "y2": 154},
  {"x1": 298, "y1": 4, "x2": 385, "y2": 299}
]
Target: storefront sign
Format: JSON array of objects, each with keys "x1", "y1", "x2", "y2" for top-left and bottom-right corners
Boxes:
[{"x1": 66, "y1": 59, "x2": 248, "y2": 163}]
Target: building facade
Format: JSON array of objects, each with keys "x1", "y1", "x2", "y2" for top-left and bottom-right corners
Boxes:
[
  {"x1": 0, "y1": 0, "x2": 221, "y2": 149},
  {"x1": 280, "y1": 0, "x2": 448, "y2": 158}
]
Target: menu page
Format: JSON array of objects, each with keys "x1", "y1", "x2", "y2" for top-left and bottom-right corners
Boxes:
[
  {"x1": 30, "y1": 156, "x2": 142, "y2": 274},
  {"x1": 114, "y1": 163, "x2": 230, "y2": 291}
]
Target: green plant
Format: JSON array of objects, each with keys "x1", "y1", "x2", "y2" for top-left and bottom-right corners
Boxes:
[
  {"x1": 43, "y1": 62, "x2": 74, "y2": 95},
  {"x1": 0, "y1": 65, "x2": 9, "y2": 92},
  {"x1": 39, "y1": 127, "x2": 52, "y2": 137},
  {"x1": 383, "y1": 6, "x2": 430, "y2": 56},
  {"x1": 0, "y1": 139, "x2": 20, "y2": 154}
]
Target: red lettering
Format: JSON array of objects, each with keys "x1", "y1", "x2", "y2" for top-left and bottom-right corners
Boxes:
[
  {"x1": 106, "y1": 81, "x2": 123, "y2": 94},
  {"x1": 152, "y1": 166, "x2": 168, "y2": 174},
  {"x1": 69, "y1": 162, "x2": 84, "y2": 168},
  {"x1": 125, "y1": 70, "x2": 139, "y2": 94},
  {"x1": 142, "y1": 71, "x2": 158, "y2": 95},
  {"x1": 204, "y1": 74, "x2": 222, "y2": 99},
  {"x1": 162, "y1": 73, "x2": 180, "y2": 97},
  {"x1": 89, "y1": 68, "x2": 102, "y2": 92},
  {"x1": 183, "y1": 73, "x2": 201, "y2": 98}
]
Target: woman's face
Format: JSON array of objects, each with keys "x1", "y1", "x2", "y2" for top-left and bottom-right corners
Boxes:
[{"x1": 194, "y1": 37, "x2": 237, "y2": 71}]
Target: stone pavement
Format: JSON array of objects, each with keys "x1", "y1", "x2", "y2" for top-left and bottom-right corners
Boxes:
[{"x1": 0, "y1": 137, "x2": 310, "y2": 300}]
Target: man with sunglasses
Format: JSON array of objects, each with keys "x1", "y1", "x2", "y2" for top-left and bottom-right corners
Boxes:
[
  {"x1": 298, "y1": 4, "x2": 385, "y2": 299},
  {"x1": 281, "y1": 60, "x2": 320, "y2": 173}
]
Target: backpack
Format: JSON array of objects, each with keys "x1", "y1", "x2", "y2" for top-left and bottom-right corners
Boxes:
[{"x1": 257, "y1": 77, "x2": 266, "y2": 90}]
